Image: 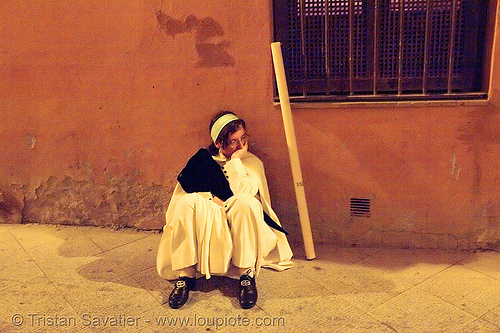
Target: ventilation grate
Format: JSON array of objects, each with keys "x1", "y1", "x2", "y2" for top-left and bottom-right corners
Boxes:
[{"x1": 350, "y1": 198, "x2": 371, "y2": 217}]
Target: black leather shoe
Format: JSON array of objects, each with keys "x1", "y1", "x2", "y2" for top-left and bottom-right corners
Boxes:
[
  {"x1": 238, "y1": 274, "x2": 257, "y2": 309},
  {"x1": 168, "y1": 277, "x2": 196, "y2": 309}
]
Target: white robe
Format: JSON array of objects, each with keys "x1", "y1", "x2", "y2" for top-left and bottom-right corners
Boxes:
[{"x1": 156, "y1": 151, "x2": 294, "y2": 280}]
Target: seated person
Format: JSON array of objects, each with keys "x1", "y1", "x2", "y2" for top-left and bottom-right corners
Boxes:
[{"x1": 156, "y1": 111, "x2": 294, "y2": 309}]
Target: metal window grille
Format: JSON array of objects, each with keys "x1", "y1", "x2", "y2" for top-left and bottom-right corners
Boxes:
[{"x1": 274, "y1": 0, "x2": 488, "y2": 102}]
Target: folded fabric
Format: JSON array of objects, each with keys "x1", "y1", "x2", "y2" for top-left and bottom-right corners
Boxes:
[{"x1": 177, "y1": 148, "x2": 288, "y2": 235}]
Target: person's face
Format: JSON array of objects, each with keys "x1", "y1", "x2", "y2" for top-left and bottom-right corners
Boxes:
[{"x1": 217, "y1": 125, "x2": 248, "y2": 159}]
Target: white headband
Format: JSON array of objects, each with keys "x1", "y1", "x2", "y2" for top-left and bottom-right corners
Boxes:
[{"x1": 210, "y1": 114, "x2": 240, "y2": 142}]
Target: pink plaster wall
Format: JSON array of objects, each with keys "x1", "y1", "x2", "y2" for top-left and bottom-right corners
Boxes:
[{"x1": 1, "y1": 0, "x2": 499, "y2": 249}]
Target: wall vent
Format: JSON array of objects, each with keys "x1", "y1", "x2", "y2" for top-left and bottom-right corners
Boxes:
[{"x1": 350, "y1": 198, "x2": 371, "y2": 217}]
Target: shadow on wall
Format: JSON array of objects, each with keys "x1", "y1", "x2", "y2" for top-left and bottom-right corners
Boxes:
[
  {"x1": 156, "y1": 11, "x2": 235, "y2": 67},
  {"x1": 0, "y1": 189, "x2": 23, "y2": 224}
]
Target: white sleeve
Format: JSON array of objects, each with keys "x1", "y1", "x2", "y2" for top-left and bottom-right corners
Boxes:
[{"x1": 222, "y1": 158, "x2": 259, "y2": 196}]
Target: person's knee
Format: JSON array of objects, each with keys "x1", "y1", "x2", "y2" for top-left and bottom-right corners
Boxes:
[
  {"x1": 228, "y1": 195, "x2": 262, "y2": 227},
  {"x1": 231, "y1": 194, "x2": 262, "y2": 214}
]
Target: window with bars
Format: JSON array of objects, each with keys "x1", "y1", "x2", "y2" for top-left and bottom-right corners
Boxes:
[{"x1": 273, "y1": 0, "x2": 489, "y2": 102}]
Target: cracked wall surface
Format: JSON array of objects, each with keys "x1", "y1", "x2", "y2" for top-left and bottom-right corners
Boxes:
[
  {"x1": 0, "y1": 176, "x2": 174, "y2": 230},
  {"x1": 23, "y1": 176, "x2": 172, "y2": 229}
]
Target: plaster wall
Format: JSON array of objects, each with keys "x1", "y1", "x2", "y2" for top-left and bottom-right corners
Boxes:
[{"x1": 1, "y1": 0, "x2": 499, "y2": 249}]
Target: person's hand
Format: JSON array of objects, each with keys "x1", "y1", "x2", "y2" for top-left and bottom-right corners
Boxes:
[
  {"x1": 212, "y1": 195, "x2": 224, "y2": 206},
  {"x1": 231, "y1": 140, "x2": 248, "y2": 160}
]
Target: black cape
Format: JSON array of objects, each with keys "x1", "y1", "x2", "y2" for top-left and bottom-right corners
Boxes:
[{"x1": 177, "y1": 148, "x2": 288, "y2": 235}]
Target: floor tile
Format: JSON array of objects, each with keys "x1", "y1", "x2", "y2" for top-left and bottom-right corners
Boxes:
[
  {"x1": 418, "y1": 264, "x2": 500, "y2": 316},
  {"x1": 83, "y1": 227, "x2": 159, "y2": 252},
  {"x1": 0, "y1": 230, "x2": 47, "y2": 292},
  {"x1": 0, "y1": 257, "x2": 46, "y2": 294},
  {"x1": 260, "y1": 260, "x2": 347, "y2": 299},
  {"x1": 255, "y1": 266, "x2": 393, "y2": 332},
  {"x1": 131, "y1": 267, "x2": 171, "y2": 305},
  {"x1": 359, "y1": 248, "x2": 468, "y2": 286},
  {"x1": 76, "y1": 235, "x2": 158, "y2": 283},
  {"x1": 369, "y1": 288, "x2": 476, "y2": 332},
  {"x1": 261, "y1": 292, "x2": 394, "y2": 333},
  {"x1": 13, "y1": 236, "x2": 103, "y2": 285},
  {"x1": 0, "y1": 276, "x2": 77, "y2": 332},
  {"x1": 294, "y1": 242, "x2": 382, "y2": 265},
  {"x1": 55, "y1": 277, "x2": 160, "y2": 316},
  {"x1": 459, "y1": 317, "x2": 500, "y2": 333},
  {"x1": 480, "y1": 303, "x2": 500, "y2": 328},
  {"x1": 2, "y1": 224, "x2": 500, "y2": 333},
  {"x1": 0, "y1": 227, "x2": 26, "y2": 254},
  {"x1": 7, "y1": 224, "x2": 79, "y2": 251},
  {"x1": 460, "y1": 250, "x2": 500, "y2": 281}
]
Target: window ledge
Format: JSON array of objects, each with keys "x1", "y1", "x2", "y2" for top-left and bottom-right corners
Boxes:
[{"x1": 274, "y1": 98, "x2": 489, "y2": 110}]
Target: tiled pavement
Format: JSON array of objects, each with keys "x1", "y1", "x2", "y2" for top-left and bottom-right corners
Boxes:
[{"x1": 1, "y1": 223, "x2": 500, "y2": 332}]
